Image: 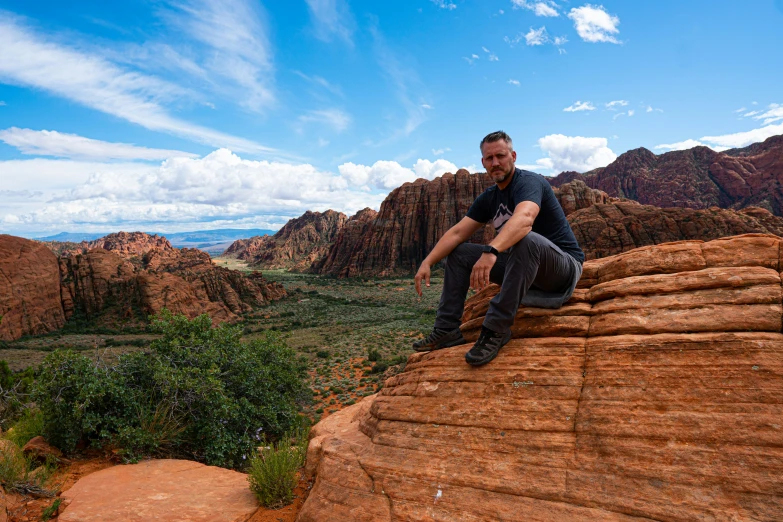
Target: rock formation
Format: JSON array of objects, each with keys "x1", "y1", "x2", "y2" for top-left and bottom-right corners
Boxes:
[
  {"x1": 224, "y1": 210, "x2": 347, "y2": 271},
  {"x1": 299, "y1": 234, "x2": 783, "y2": 521},
  {"x1": 570, "y1": 201, "x2": 783, "y2": 260},
  {"x1": 0, "y1": 232, "x2": 285, "y2": 341},
  {"x1": 46, "y1": 231, "x2": 174, "y2": 259},
  {"x1": 0, "y1": 235, "x2": 66, "y2": 341},
  {"x1": 549, "y1": 134, "x2": 783, "y2": 215},
  {"x1": 312, "y1": 208, "x2": 379, "y2": 277}
]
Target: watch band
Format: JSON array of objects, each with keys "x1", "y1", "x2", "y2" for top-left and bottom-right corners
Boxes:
[{"x1": 482, "y1": 245, "x2": 499, "y2": 256}]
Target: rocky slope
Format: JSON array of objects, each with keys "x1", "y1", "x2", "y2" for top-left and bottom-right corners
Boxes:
[
  {"x1": 0, "y1": 235, "x2": 66, "y2": 341},
  {"x1": 300, "y1": 234, "x2": 783, "y2": 521},
  {"x1": 0, "y1": 233, "x2": 285, "y2": 341},
  {"x1": 549, "y1": 134, "x2": 783, "y2": 214},
  {"x1": 224, "y1": 210, "x2": 347, "y2": 271}
]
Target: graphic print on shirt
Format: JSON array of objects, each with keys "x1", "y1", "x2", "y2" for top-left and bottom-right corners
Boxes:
[{"x1": 492, "y1": 203, "x2": 513, "y2": 232}]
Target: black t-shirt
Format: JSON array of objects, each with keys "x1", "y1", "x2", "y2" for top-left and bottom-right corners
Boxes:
[{"x1": 466, "y1": 168, "x2": 585, "y2": 263}]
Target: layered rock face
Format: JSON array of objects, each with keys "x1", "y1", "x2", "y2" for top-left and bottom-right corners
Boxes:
[
  {"x1": 312, "y1": 208, "x2": 379, "y2": 277},
  {"x1": 0, "y1": 235, "x2": 66, "y2": 341},
  {"x1": 60, "y1": 242, "x2": 285, "y2": 324},
  {"x1": 300, "y1": 234, "x2": 783, "y2": 521},
  {"x1": 317, "y1": 170, "x2": 496, "y2": 277},
  {"x1": 549, "y1": 134, "x2": 783, "y2": 214},
  {"x1": 571, "y1": 200, "x2": 783, "y2": 260},
  {"x1": 224, "y1": 210, "x2": 347, "y2": 271}
]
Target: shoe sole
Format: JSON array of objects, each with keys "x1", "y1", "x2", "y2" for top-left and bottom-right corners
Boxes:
[
  {"x1": 466, "y1": 331, "x2": 512, "y2": 366},
  {"x1": 412, "y1": 331, "x2": 467, "y2": 352}
]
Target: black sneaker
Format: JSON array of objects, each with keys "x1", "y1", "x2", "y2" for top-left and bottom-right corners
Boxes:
[
  {"x1": 465, "y1": 326, "x2": 512, "y2": 366},
  {"x1": 412, "y1": 327, "x2": 466, "y2": 352}
]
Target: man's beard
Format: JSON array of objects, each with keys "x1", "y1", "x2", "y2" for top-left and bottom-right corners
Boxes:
[{"x1": 491, "y1": 167, "x2": 513, "y2": 183}]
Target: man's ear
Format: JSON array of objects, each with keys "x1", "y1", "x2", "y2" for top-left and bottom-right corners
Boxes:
[{"x1": 512, "y1": 150, "x2": 517, "y2": 162}]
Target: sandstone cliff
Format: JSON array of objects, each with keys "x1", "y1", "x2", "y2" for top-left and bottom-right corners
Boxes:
[
  {"x1": 0, "y1": 235, "x2": 66, "y2": 341},
  {"x1": 224, "y1": 210, "x2": 347, "y2": 271},
  {"x1": 549, "y1": 134, "x2": 783, "y2": 214},
  {"x1": 300, "y1": 234, "x2": 783, "y2": 521}
]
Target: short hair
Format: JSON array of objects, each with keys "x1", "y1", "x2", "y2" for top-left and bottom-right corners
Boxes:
[{"x1": 480, "y1": 131, "x2": 513, "y2": 152}]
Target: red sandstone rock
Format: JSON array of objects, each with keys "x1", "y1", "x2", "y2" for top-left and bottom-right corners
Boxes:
[
  {"x1": 225, "y1": 210, "x2": 347, "y2": 271},
  {"x1": 312, "y1": 208, "x2": 378, "y2": 277},
  {"x1": 59, "y1": 459, "x2": 258, "y2": 522},
  {"x1": 550, "y1": 134, "x2": 783, "y2": 215},
  {"x1": 299, "y1": 234, "x2": 783, "y2": 521},
  {"x1": 22, "y1": 436, "x2": 63, "y2": 463},
  {"x1": 0, "y1": 235, "x2": 65, "y2": 341}
]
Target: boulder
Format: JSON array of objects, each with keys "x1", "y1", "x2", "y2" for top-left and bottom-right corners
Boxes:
[
  {"x1": 22, "y1": 436, "x2": 63, "y2": 464},
  {"x1": 299, "y1": 234, "x2": 783, "y2": 521},
  {"x1": 59, "y1": 459, "x2": 258, "y2": 522}
]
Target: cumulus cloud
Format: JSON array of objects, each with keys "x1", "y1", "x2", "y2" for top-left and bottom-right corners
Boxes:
[
  {"x1": 0, "y1": 128, "x2": 198, "y2": 160},
  {"x1": 563, "y1": 101, "x2": 595, "y2": 112},
  {"x1": 512, "y1": 1, "x2": 559, "y2": 17},
  {"x1": 338, "y1": 158, "x2": 458, "y2": 190},
  {"x1": 536, "y1": 134, "x2": 617, "y2": 172},
  {"x1": 568, "y1": 4, "x2": 620, "y2": 44},
  {"x1": 304, "y1": 0, "x2": 356, "y2": 45}
]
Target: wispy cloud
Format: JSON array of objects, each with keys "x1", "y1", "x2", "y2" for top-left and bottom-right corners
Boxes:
[
  {"x1": 700, "y1": 122, "x2": 783, "y2": 149},
  {"x1": 482, "y1": 47, "x2": 499, "y2": 61},
  {"x1": 646, "y1": 105, "x2": 663, "y2": 113},
  {"x1": 432, "y1": 147, "x2": 451, "y2": 155},
  {"x1": 568, "y1": 4, "x2": 620, "y2": 44},
  {"x1": 525, "y1": 27, "x2": 548, "y2": 46},
  {"x1": 605, "y1": 100, "x2": 628, "y2": 109},
  {"x1": 430, "y1": 0, "x2": 457, "y2": 10},
  {"x1": 161, "y1": 0, "x2": 275, "y2": 111},
  {"x1": 508, "y1": 79, "x2": 520, "y2": 86},
  {"x1": 654, "y1": 139, "x2": 716, "y2": 152},
  {"x1": 292, "y1": 70, "x2": 344, "y2": 97},
  {"x1": 507, "y1": 26, "x2": 567, "y2": 51},
  {"x1": 563, "y1": 101, "x2": 595, "y2": 112},
  {"x1": 0, "y1": 11, "x2": 273, "y2": 154},
  {"x1": 297, "y1": 108, "x2": 351, "y2": 133},
  {"x1": 463, "y1": 53, "x2": 480, "y2": 64},
  {"x1": 0, "y1": 128, "x2": 198, "y2": 160},
  {"x1": 512, "y1": 1, "x2": 559, "y2": 17},
  {"x1": 304, "y1": 0, "x2": 355, "y2": 45}
]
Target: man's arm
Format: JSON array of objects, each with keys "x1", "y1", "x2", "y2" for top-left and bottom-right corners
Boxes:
[
  {"x1": 414, "y1": 216, "x2": 484, "y2": 296},
  {"x1": 469, "y1": 201, "x2": 540, "y2": 292}
]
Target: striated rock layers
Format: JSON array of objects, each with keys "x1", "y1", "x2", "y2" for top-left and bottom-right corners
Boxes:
[
  {"x1": 224, "y1": 210, "x2": 347, "y2": 271},
  {"x1": 59, "y1": 241, "x2": 285, "y2": 325},
  {"x1": 570, "y1": 200, "x2": 783, "y2": 260},
  {"x1": 300, "y1": 234, "x2": 783, "y2": 521},
  {"x1": 317, "y1": 170, "x2": 497, "y2": 277},
  {"x1": 0, "y1": 232, "x2": 285, "y2": 340},
  {"x1": 0, "y1": 235, "x2": 66, "y2": 341},
  {"x1": 549, "y1": 134, "x2": 783, "y2": 215}
]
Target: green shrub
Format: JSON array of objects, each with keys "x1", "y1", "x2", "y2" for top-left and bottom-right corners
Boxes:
[
  {"x1": 6, "y1": 408, "x2": 44, "y2": 447},
  {"x1": 0, "y1": 440, "x2": 57, "y2": 496},
  {"x1": 247, "y1": 428, "x2": 308, "y2": 508},
  {"x1": 315, "y1": 350, "x2": 330, "y2": 359},
  {"x1": 33, "y1": 311, "x2": 309, "y2": 468},
  {"x1": 366, "y1": 348, "x2": 380, "y2": 362}
]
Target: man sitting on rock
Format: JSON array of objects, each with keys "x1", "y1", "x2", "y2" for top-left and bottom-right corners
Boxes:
[{"x1": 413, "y1": 130, "x2": 584, "y2": 366}]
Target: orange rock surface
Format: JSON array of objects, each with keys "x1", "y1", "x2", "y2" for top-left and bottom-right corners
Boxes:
[
  {"x1": 0, "y1": 235, "x2": 65, "y2": 341},
  {"x1": 299, "y1": 233, "x2": 783, "y2": 521},
  {"x1": 58, "y1": 459, "x2": 258, "y2": 522}
]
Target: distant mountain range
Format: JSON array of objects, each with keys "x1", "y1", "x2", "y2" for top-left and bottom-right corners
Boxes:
[{"x1": 35, "y1": 228, "x2": 276, "y2": 255}]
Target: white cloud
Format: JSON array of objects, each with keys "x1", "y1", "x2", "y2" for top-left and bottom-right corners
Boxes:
[
  {"x1": 0, "y1": 128, "x2": 198, "y2": 161},
  {"x1": 161, "y1": 0, "x2": 275, "y2": 112},
  {"x1": 293, "y1": 70, "x2": 344, "y2": 97},
  {"x1": 338, "y1": 158, "x2": 457, "y2": 190},
  {"x1": 0, "y1": 14, "x2": 273, "y2": 154},
  {"x1": 751, "y1": 103, "x2": 783, "y2": 125},
  {"x1": 508, "y1": 79, "x2": 520, "y2": 86},
  {"x1": 568, "y1": 4, "x2": 620, "y2": 44},
  {"x1": 536, "y1": 134, "x2": 616, "y2": 172},
  {"x1": 654, "y1": 139, "x2": 712, "y2": 151},
  {"x1": 421, "y1": 103, "x2": 433, "y2": 109},
  {"x1": 482, "y1": 47, "x2": 500, "y2": 60},
  {"x1": 734, "y1": 107, "x2": 747, "y2": 113},
  {"x1": 512, "y1": 1, "x2": 560, "y2": 17},
  {"x1": 605, "y1": 100, "x2": 628, "y2": 109},
  {"x1": 563, "y1": 100, "x2": 595, "y2": 112},
  {"x1": 525, "y1": 27, "x2": 549, "y2": 46},
  {"x1": 489, "y1": 53, "x2": 499, "y2": 61},
  {"x1": 700, "y1": 122, "x2": 783, "y2": 149},
  {"x1": 627, "y1": 109, "x2": 635, "y2": 117},
  {"x1": 432, "y1": 147, "x2": 451, "y2": 155},
  {"x1": 297, "y1": 108, "x2": 351, "y2": 133},
  {"x1": 464, "y1": 54, "x2": 480, "y2": 64},
  {"x1": 431, "y1": 0, "x2": 457, "y2": 9},
  {"x1": 304, "y1": 0, "x2": 355, "y2": 45}
]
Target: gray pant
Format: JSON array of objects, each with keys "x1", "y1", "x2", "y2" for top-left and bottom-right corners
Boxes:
[{"x1": 433, "y1": 232, "x2": 576, "y2": 333}]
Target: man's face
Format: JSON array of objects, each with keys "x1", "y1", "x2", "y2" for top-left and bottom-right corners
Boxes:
[{"x1": 481, "y1": 140, "x2": 517, "y2": 185}]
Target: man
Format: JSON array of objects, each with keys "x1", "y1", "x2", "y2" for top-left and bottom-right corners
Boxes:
[{"x1": 413, "y1": 130, "x2": 584, "y2": 366}]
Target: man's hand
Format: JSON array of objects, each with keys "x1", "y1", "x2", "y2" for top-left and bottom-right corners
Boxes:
[
  {"x1": 470, "y1": 253, "x2": 496, "y2": 291},
  {"x1": 414, "y1": 263, "x2": 431, "y2": 296}
]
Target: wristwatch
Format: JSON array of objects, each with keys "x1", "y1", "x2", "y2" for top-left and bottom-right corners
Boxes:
[{"x1": 482, "y1": 245, "x2": 499, "y2": 256}]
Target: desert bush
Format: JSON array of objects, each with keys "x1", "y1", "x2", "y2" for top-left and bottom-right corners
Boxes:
[
  {"x1": 316, "y1": 350, "x2": 330, "y2": 359},
  {"x1": 247, "y1": 426, "x2": 308, "y2": 508},
  {"x1": 366, "y1": 348, "x2": 380, "y2": 362},
  {"x1": 0, "y1": 361, "x2": 36, "y2": 431},
  {"x1": 33, "y1": 310, "x2": 309, "y2": 468},
  {"x1": 0, "y1": 440, "x2": 57, "y2": 496},
  {"x1": 6, "y1": 408, "x2": 44, "y2": 447}
]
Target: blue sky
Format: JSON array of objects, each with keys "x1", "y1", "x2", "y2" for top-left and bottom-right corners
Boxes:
[{"x1": 1, "y1": 0, "x2": 782, "y2": 236}]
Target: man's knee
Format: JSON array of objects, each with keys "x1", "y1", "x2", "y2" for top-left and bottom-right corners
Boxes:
[
  {"x1": 444, "y1": 242, "x2": 476, "y2": 266},
  {"x1": 509, "y1": 232, "x2": 545, "y2": 258}
]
